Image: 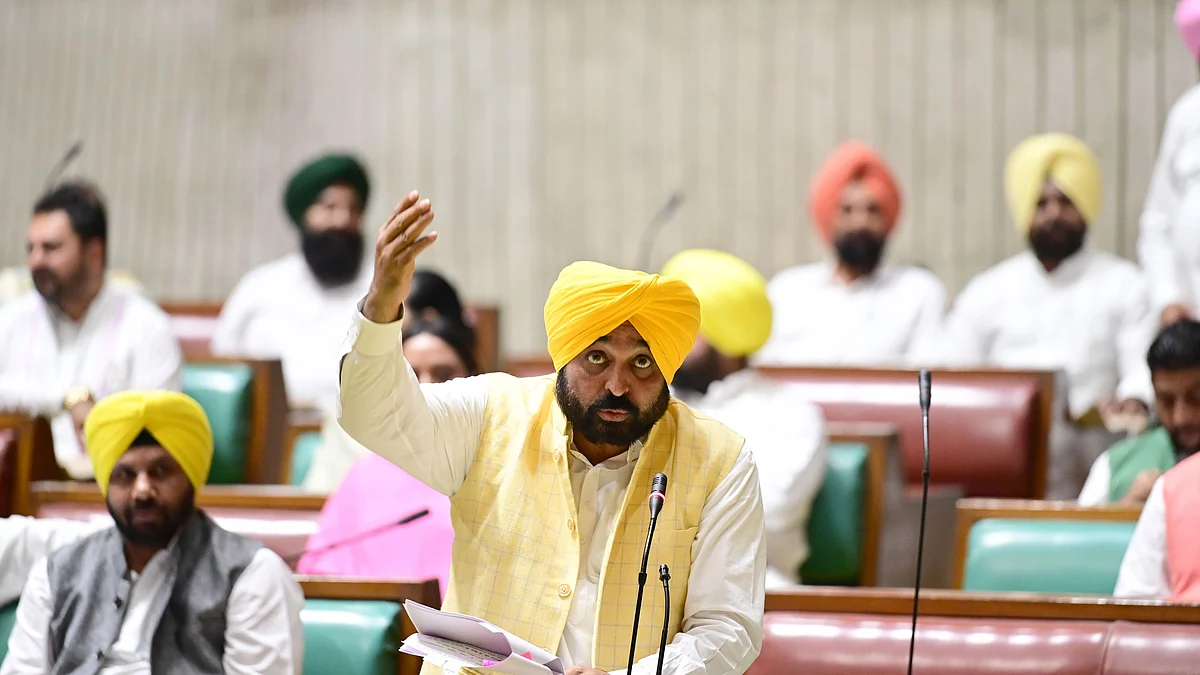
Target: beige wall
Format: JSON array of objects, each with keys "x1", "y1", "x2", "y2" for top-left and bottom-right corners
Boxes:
[{"x1": 0, "y1": 0, "x2": 1194, "y2": 355}]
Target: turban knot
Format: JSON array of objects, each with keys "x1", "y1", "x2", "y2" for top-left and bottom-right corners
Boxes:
[
  {"x1": 1178, "y1": 0, "x2": 1200, "y2": 61},
  {"x1": 809, "y1": 141, "x2": 902, "y2": 240},
  {"x1": 544, "y1": 261, "x2": 701, "y2": 384},
  {"x1": 660, "y1": 249, "x2": 772, "y2": 358},
  {"x1": 84, "y1": 390, "x2": 213, "y2": 496},
  {"x1": 1005, "y1": 133, "x2": 1102, "y2": 233},
  {"x1": 283, "y1": 153, "x2": 370, "y2": 229}
]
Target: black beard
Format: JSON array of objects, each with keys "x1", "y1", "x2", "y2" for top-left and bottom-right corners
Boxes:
[
  {"x1": 107, "y1": 490, "x2": 195, "y2": 549},
  {"x1": 301, "y1": 229, "x2": 365, "y2": 288},
  {"x1": 833, "y1": 230, "x2": 886, "y2": 273},
  {"x1": 555, "y1": 373, "x2": 670, "y2": 447},
  {"x1": 1028, "y1": 223, "x2": 1085, "y2": 267}
]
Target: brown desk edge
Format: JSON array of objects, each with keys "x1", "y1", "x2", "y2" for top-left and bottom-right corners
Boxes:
[{"x1": 30, "y1": 481, "x2": 327, "y2": 511}]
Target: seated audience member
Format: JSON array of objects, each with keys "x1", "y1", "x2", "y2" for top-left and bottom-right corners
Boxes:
[
  {"x1": 301, "y1": 317, "x2": 478, "y2": 492},
  {"x1": 663, "y1": 249, "x2": 828, "y2": 588},
  {"x1": 1079, "y1": 321, "x2": 1200, "y2": 506},
  {"x1": 934, "y1": 133, "x2": 1157, "y2": 500},
  {"x1": 0, "y1": 390, "x2": 304, "y2": 674},
  {"x1": 0, "y1": 266, "x2": 147, "y2": 306},
  {"x1": 754, "y1": 141, "x2": 947, "y2": 367},
  {"x1": 0, "y1": 516, "x2": 104, "y2": 606},
  {"x1": 0, "y1": 182, "x2": 182, "y2": 480},
  {"x1": 403, "y1": 268, "x2": 469, "y2": 332},
  {"x1": 212, "y1": 152, "x2": 373, "y2": 411}
]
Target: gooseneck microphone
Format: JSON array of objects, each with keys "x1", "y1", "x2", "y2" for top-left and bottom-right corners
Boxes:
[
  {"x1": 627, "y1": 472, "x2": 669, "y2": 673},
  {"x1": 906, "y1": 370, "x2": 933, "y2": 675},
  {"x1": 282, "y1": 508, "x2": 431, "y2": 564},
  {"x1": 655, "y1": 564, "x2": 671, "y2": 675},
  {"x1": 635, "y1": 193, "x2": 685, "y2": 271},
  {"x1": 43, "y1": 140, "x2": 84, "y2": 192}
]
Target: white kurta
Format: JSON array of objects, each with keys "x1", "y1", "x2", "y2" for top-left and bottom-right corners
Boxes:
[
  {"x1": 673, "y1": 370, "x2": 827, "y2": 589},
  {"x1": 753, "y1": 262, "x2": 947, "y2": 367},
  {"x1": 1113, "y1": 478, "x2": 1170, "y2": 599},
  {"x1": 1138, "y1": 84, "x2": 1200, "y2": 314},
  {"x1": 0, "y1": 522, "x2": 305, "y2": 675},
  {"x1": 0, "y1": 286, "x2": 182, "y2": 476},
  {"x1": 1077, "y1": 452, "x2": 1113, "y2": 507},
  {"x1": 933, "y1": 248, "x2": 1156, "y2": 418},
  {"x1": 338, "y1": 311, "x2": 766, "y2": 675},
  {"x1": 213, "y1": 252, "x2": 372, "y2": 412}
]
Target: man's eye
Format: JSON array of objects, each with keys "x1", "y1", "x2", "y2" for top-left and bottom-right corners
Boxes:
[
  {"x1": 587, "y1": 352, "x2": 605, "y2": 365},
  {"x1": 634, "y1": 356, "x2": 652, "y2": 369}
]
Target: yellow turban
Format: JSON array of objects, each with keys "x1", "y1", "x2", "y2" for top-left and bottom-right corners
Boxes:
[
  {"x1": 1005, "y1": 133, "x2": 1102, "y2": 233},
  {"x1": 544, "y1": 261, "x2": 701, "y2": 384},
  {"x1": 84, "y1": 390, "x2": 214, "y2": 496},
  {"x1": 660, "y1": 249, "x2": 772, "y2": 358}
]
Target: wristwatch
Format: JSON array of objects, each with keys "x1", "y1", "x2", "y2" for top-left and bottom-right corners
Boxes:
[{"x1": 63, "y1": 386, "x2": 94, "y2": 412}]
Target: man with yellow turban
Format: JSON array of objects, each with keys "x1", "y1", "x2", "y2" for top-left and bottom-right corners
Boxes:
[
  {"x1": 662, "y1": 249, "x2": 828, "y2": 589},
  {"x1": 754, "y1": 141, "x2": 947, "y2": 368},
  {"x1": 213, "y1": 151, "x2": 373, "y2": 412},
  {"x1": 1, "y1": 391, "x2": 304, "y2": 674},
  {"x1": 934, "y1": 133, "x2": 1157, "y2": 499},
  {"x1": 339, "y1": 192, "x2": 765, "y2": 675}
]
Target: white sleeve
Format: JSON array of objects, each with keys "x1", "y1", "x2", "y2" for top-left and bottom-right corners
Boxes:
[
  {"x1": 1113, "y1": 479, "x2": 1170, "y2": 599},
  {"x1": 926, "y1": 277, "x2": 991, "y2": 367},
  {"x1": 127, "y1": 309, "x2": 184, "y2": 393},
  {"x1": 1114, "y1": 274, "x2": 1157, "y2": 404},
  {"x1": 1138, "y1": 110, "x2": 1188, "y2": 310},
  {"x1": 0, "y1": 559, "x2": 53, "y2": 674},
  {"x1": 337, "y1": 310, "x2": 488, "y2": 497},
  {"x1": 221, "y1": 550, "x2": 306, "y2": 675},
  {"x1": 759, "y1": 399, "x2": 827, "y2": 586},
  {"x1": 0, "y1": 307, "x2": 68, "y2": 415},
  {"x1": 624, "y1": 446, "x2": 765, "y2": 675},
  {"x1": 1076, "y1": 453, "x2": 1111, "y2": 507},
  {"x1": 210, "y1": 277, "x2": 259, "y2": 358},
  {"x1": 0, "y1": 517, "x2": 102, "y2": 606},
  {"x1": 905, "y1": 276, "x2": 949, "y2": 365}
]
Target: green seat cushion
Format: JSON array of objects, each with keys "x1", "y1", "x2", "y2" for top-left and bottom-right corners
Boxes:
[
  {"x1": 289, "y1": 431, "x2": 323, "y2": 486},
  {"x1": 801, "y1": 442, "x2": 868, "y2": 586},
  {"x1": 962, "y1": 518, "x2": 1137, "y2": 595},
  {"x1": 302, "y1": 599, "x2": 401, "y2": 675},
  {"x1": 0, "y1": 601, "x2": 16, "y2": 664},
  {"x1": 183, "y1": 363, "x2": 253, "y2": 484}
]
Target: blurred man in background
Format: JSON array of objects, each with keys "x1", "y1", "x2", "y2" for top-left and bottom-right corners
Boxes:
[
  {"x1": 755, "y1": 141, "x2": 947, "y2": 367},
  {"x1": 664, "y1": 248, "x2": 828, "y2": 588},
  {"x1": 0, "y1": 182, "x2": 181, "y2": 479},
  {"x1": 213, "y1": 152, "x2": 372, "y2": 411}
]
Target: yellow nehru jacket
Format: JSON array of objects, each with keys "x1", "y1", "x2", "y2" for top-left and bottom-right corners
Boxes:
[
  {"x1": 84, "y1": 390, "x2": 214, "y2": 495},
  {"x1": 431, "y1": 261, "x2": 745, "y2": 674},
  {"x1": 661, "y1": 249, "x2": 772, "y2": 358},
  {"x1": 1005, "y1": 133, "x2": 1102, "y2": 233}
]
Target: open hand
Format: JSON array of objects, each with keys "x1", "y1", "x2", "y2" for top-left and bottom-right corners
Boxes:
[
  {"x1": 362, "y1": 191, "x2": 437, "y2": 323},
  {"x1": 1161, "y1": 303, "x2": 1194, "y2": 328}
]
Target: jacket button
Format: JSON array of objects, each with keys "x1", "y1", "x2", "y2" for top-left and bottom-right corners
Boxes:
[
  {"x1": 567, "y1": 518, "x2": 576, "y2": 533},
  {"x1": 114, "y1": 597, "x2": 123, "y2": 609},
  {"x1": 553, "y1": 451, "x2": 562, "y2": 463},
  {"x1": 558, "y1": 583, "x2": 572, "y2": 598}
]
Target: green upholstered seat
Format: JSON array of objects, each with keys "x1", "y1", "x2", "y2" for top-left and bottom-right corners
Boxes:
[
  {"x1": 289, "y1": 431, "x2": 322, "y2": 486},
  {"x1": 302, "y1": 599, "x2": 401, "y2": 675},
  {"x1": 182, "y1": 363, "x2": 253, "y2": 485},
  {"x1": 0, "y1": 598, "x2": 400, "y2": 675},
  {"x1": 801, "y1": 442, "x2": 868, "y2": 586},
  {"x1": 962, "y1": 518, "x2": 1137, "y2": 595},
  {"x1": 0, "y1": 601, "x2": 15, "y2": 664}
]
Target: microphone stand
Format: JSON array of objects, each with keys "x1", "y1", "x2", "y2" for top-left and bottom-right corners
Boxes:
[
  {"x1": 626, "y1": 510, "x2": 662, "y2": 673},
  {"x1": 635, "y1": 192, "x2": 684, "y2": 271},
  {"x1": 655, "y1": 564, "x2": 671, "y2": 675},
  {"x1": 281, "y1": 508, "x2": 430, "y2": 564},
  {"x1": 906, "y1": 370, "x2": 932, "y2": 675},
  {"x1": 43, "y1": 141, "x2": 84, "y2": 192}
]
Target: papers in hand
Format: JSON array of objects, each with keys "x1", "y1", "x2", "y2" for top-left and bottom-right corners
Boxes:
[{"x1": 401, "y1": 600, "x2": 565, "y2": 675}]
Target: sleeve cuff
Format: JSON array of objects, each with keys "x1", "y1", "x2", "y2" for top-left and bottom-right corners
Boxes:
[{"x1": 351, "y1": 309, "x2": 404, "y2": 357}]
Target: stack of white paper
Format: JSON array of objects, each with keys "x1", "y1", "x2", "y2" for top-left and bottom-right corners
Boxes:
[{"x1": 400, "y1": 600, "x2": 565, "y2": 675}]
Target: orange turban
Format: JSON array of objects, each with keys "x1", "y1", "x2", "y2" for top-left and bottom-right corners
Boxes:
[
  {"x1": 809, "y1": 141, "x2": 902, "y2": 240},
  {"x1": 543, "y1": 261, "x2": 701, "y2": 384}
]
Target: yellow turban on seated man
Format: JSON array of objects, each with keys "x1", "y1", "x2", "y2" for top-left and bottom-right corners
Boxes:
[
  {"x1": 1005, "y1": 132, "x2": 1102, "y2": 233},
  {"x1": 544, "y1": 261, "x2": 701, "y2": 384},
  {"x1": 84, "y1": 390, "x2": 214, "y2": 496},
  {"x1": 660, "y1": 249, "x2": 772, "y2": 358}
]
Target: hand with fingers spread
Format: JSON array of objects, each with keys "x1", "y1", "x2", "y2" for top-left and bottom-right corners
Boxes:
[{"x1": 362, "y1": 191, "x2": 438, "y2": 324}]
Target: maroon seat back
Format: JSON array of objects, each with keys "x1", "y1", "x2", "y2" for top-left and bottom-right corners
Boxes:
[
  {"x1": 1102, "y1": 621, "x2": 1200, "y2": 674},
  {"x1": 0, "y1": 428, "x2": 16, "y2": 517},
  {"x1": 759, "y1": 367, "x2": 1054, "y2": 498}
]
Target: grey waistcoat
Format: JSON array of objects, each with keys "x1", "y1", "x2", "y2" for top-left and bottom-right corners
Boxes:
[{"x1": 45, "y1": 510, "x2": 262, "y2": 675}]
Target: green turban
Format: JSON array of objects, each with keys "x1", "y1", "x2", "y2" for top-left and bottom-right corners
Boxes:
[{"x1": 283, "y1": 153, "x2": 370, "y2": 229}]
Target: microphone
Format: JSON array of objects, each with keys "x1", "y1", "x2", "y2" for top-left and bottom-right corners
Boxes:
[
  {"x1": 626, "y1": 472, "x2": 669, "y2": 673},
  {"x1": 282, "y1": 507, "x2": 430, "y2": 564},
  {"x1": 655, "y1": 564, "x2": 671, "y2": 675},
  {"x1": 635, "y1": 192, "x2": 685, "y2": 271},
  {"x1": 43, "y1": 141, "x2": 84, "y2": 192},
  {"x1": 906, "y1": 370, "x2": 933, "y2": 675}
]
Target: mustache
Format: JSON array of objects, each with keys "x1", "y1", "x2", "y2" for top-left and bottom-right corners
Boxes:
[{"x1": 588, "y1": 394, "x2": 638, "y2": 414}]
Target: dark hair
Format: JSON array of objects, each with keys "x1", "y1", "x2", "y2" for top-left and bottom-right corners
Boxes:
[
  {"x1": 33, "y1": 180, "x2": 108, "y2": 244},
  {"x1": 403, "y1": 317, "x2": 479, "y2": 375},
  {"x1": 1147, "y1": 320, "x2": 1200, "y2": 372},
  {"x1": 408, "y1": 269, "x2": 465, "y2": 324}
]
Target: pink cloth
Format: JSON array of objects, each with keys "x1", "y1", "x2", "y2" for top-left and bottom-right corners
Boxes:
[
  {"x1": 1177, "y1": 0, "x2": 1200, "y2": 61},
  {"x1": 296, "y1": 454, "x2": 454, "y2": 597}
]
